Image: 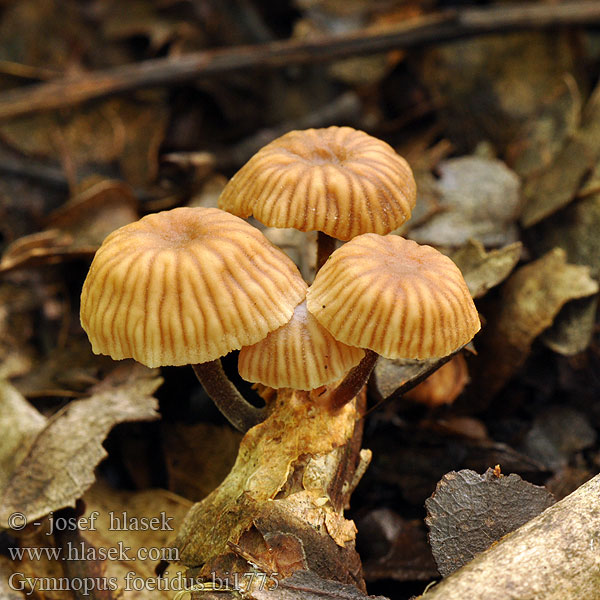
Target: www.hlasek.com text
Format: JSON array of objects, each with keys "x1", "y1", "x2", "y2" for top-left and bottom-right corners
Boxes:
[{"x1": 9, "y1": 542, "x2": 179, "y2": 563}]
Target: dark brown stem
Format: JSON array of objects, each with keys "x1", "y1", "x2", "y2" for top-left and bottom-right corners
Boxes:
[
  {"x1": 328, "y1": 349, "x2": 379, "y2": 411},
  {"x1": 2, "y1": 2, "x2": 600, "y2": 120},
  {"x1": 316, "y1": 231, "x2": 337, "y2": 271},
  {"x1": 192, "y1": 360, "x2": 266, "y2": 432}
]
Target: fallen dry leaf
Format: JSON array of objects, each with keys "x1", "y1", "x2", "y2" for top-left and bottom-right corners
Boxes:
[
  {"x1": 0, "y1": 97, "x2": 168, "y2": 187},
  {"x1": 540, "y1": 295, "x2": 598, "y2": 356},
  {"x1": 0, "y1": 101, "x2": 126, "y2": 165},
  {"x1": 531, "y1": 193, "x2": 600, "y2": 280},
  {"x1": 118, "y1": 98, "x2": 170, "y2": 186},
  {"x1": 452, "y1": 239, "x2": 522, "y2": 299},
  {"x1": 425, "y1": 468, "x2": 555, "y2": 577},
  {"x1": 396, "y1": 168, "x2": 442, "y2": 237},
  {"x1": 523, "y1": 406, "x2": 597, "y2": 471},
  {"x1": 0, "y1": 380, "x2": 46, "y2": 491},
  {"x1": 82, "y1": 481, "x2": 192, "y2": 600},
  {"x1": 0, "y1": 365, "x2": 162, "y2": 525},
  {"x1": 101, "y1": 0, "x2": 202, "y2": 52},
  {"x1": 5, "y1": 532, "x2": 73, "y2": 600},
  {"x1": 369, "y1": 356, "x2": 450, "y2": 404},
  {"x1": 0, "y1": 180, "x2": 138, "y2": 273},
  {"x1": 521, "y1": 82, "x2": 600, "y2": 227},
  {"x1": 47, "y1": 179, "x2": 138, "y2": 242},
  {"x1": 0, "y1": 0, "x2": 90, "y2": 71},
  {"x1": 471, "y1": 248, "x2": 598, "y2": 398},
  {"x1": 328, "y1": 54, "x2": 394, "y2": 87},
  {"x1": 409, "y1": 156, "x2": 521, "y2": 248},
  {"x1": 420, "y1": 32, "x2": 577, "y2": 149},
  {"x1": 2, "y1": 482, "x2": 192, "y2": 600},
  {"x1": 507, "y1": 74, "x2": 581, "y2": 178},
  {"x1": 529, "y1": 191, "x2": 600, "y2": 356},
  {"x1": 12, "y1": 336, "x2": 117, "y2": 400},
  {"x1": 426, "y1": 416, "x2": 488, "y2": 441},
  {"x1": 422, "y1": 474, "x2": 600, "y2": 600}
]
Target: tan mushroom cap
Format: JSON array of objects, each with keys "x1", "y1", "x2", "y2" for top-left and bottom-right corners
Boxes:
[
  {"x1": 218, "y1": 126, "x2": 417, "y2": 241},
  {"x1": 238, "y1": 300, "x2": 365, "y2": 390},
  {"x1": 80, "y1": 207, "x2": 308, "y2": 368},
  {"x1": 306, "y1": 234, "x2": 480, "y2": 359}
]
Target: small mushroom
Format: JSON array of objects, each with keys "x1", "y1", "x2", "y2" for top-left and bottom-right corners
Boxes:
[
  {"x1": 80, "y1": 206, "x2": 307, "y2": 430},
  {"x1": 306, "y1": 233, "x2": 480, "y2": 407},
  {"x1": 218, "y1": 126, "x2": 417, "y2": 269},
  {"x1": 238, "y1": 300, "x2": 365, "y2": 391}
]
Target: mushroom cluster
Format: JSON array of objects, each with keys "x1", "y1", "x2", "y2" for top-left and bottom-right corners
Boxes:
[
  {"x1": 221, "y1": 126, "x2": 479, "y2": 403},
  {"x1": 80, "y1": 126, "x2": 480, "y2": 431}
]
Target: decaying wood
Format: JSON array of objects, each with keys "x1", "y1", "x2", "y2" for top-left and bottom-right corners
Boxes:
[
  {"x1": 421, "y1": 473, "x2": 600, "y2": 600},
  {"x1": 172, "y1": 388, "x2": 368, "y2": 592},
  {"x1": 2, "y1": 2, "x2": 600, "y2": 120}
]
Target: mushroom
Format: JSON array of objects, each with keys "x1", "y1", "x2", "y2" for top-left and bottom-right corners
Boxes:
[
  {"x1": 238, "y1": 300, "x2": 365, "y2": 391},
  {"x1": 80, "y1": 206, "x2": 307, "y2": 431},
  {"x1": 306, "y1": 233, "x2": 481, "y2": 407},
  {"x1": 218, "y1": 126, "x2": 417, "y2": 269}
]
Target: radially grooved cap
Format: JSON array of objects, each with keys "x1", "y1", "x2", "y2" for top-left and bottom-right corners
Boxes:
[
  {"x1": 80, "y1": 207, "x2": 308, "y2": 368},
  {"x1": 218, "y1": 126, "x2": 416, "y2": 241},
  {"x1": 238, "y1": 300, "x2": 365, "y2": 390},
  {"x1": 306, "y1": 234, "x2": 480, "y2": 359}
]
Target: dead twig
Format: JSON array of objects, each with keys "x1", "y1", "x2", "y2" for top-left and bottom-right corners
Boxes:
[{"x1": 1, "y1": 2, "x2": 600, "y2": 120}]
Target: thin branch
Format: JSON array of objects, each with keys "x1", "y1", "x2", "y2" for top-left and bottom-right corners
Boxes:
[
  {"x1": 0, "y1": 147, "x2": 155, "y2": 201},
  {"x1": 1, "y1": 2, "x2": 600, "y2": 120},
  {"x1": 0, "y1": 149, "x2": 70, "y2": 190}
]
